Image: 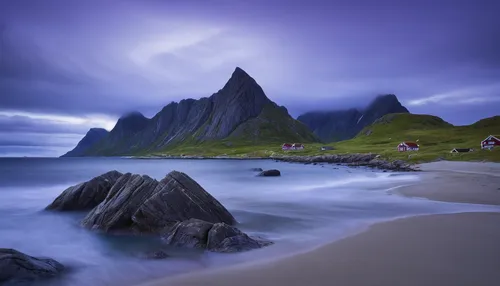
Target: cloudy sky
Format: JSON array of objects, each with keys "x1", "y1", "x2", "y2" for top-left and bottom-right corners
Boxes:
[{"x1": 1, "y1": 0, "x2": 499, "y2": 157}]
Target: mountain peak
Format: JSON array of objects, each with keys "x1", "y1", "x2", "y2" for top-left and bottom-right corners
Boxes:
[
  {"x1": 119, "y1": 111, "x2": 146, "y2": 120},
  {"x1": 366, "y1": 94, "x2": 409, "y2": 113},
  {"x1": 226, "y1": 67, "x2": 253, "y2": 84}
]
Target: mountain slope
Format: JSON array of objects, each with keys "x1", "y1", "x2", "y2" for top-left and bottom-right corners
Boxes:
[
  {"x1": 298, "y1": 94, "x2": 409, "y2": 142},
  {"x1": 334, "y1": 114, "x2": 500, "y2": 162},
  {"x1": 71, "y1": 67, "x2": 317, "y2": 156},
  {"x1": 61, "y1": 128, "x2": 109, "y2": 157}
]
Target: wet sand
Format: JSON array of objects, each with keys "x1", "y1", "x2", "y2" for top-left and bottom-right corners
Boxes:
[{"x1": 140, "y1": 161, "x2": 500, "y2": 286}]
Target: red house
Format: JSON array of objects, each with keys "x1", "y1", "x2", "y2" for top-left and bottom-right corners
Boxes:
[
  {"x1": 292, "y1": 143, "x2": 304, "y2": 150},
  {"x1": 481, "y1": 135, "x2": 500, "y2": 149},
  {"x1": 282, "y1": 143, "x2": 293, "y2": 150},
  {"x1": 397, "y1": 141, "x2": 419, "y2": 152}
]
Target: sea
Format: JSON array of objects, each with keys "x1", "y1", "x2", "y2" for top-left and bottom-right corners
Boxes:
[{"x1": 0, "y1": 158, "x2": 497, "y2": 286}]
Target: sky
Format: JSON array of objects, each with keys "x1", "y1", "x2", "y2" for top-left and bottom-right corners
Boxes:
[{"x1": 0, "y1": 0, "x2": 499, "y2": 157}]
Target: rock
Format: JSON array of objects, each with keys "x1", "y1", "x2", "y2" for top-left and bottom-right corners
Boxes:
[
  {"x1": 143, "y1": 250, "x2": 170, "y2": 259},
  {"x1": 207, "y1": 223, "x2": 273, "y2": 253},
  {"x1": 162, "y1": 219, "x2": 213, "y2": 248},
  {"x1": 46, "y1": 170, "x2": 123, "y2": 211},
  {"x1": 257, "y1": 169, "x2": 281, "y2": 177},
  {"x1": 250, "y1": 168, "x2": 263, "y2": 172},
  {"x1": 81, "y1": 171, "x2": 236, "y2": 232},
  {"x1": 271, "y1": 154, "x2": 418, "y2": 172},
  {"x1": 161, "y1": 219, "x2": 273, "y2": 253},
  {"x1": 0, "y1": 248, "x2": 65, "y2": 284}
]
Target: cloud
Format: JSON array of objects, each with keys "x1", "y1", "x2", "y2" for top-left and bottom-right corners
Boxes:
[
  {"x1": 408, "y1": 84, "x2": 500, "y2": 106},
  {"x1": 1, "y1": 0, "x2": 500, "y2": 156}
]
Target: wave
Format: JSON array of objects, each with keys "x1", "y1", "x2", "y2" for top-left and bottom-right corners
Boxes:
[{"x1": 290, "y1": 172, "x2": 421, "y2": 192}]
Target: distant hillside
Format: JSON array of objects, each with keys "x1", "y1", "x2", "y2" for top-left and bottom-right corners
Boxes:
[
  {"x1": 65, "y1": 67, "x2": 317, "y2": 157},
  {"x1": 334, "y1": 114, "x2": 500, "y2": 162},
  {"x1": 61, "y1": 128, "x2": 108, "y2": 157},
  {"x1": 298, "y1": 94, "x2": 409, "y2": 142}
]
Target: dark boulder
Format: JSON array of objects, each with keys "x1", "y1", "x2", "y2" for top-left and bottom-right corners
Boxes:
[
  {"x1": 162, "y1": 219, "x2": 214, "y2": 249},
  {"x1": 46, "y1": 170, "x2": 123, "y2": 211},
  {"x1": 81, "y1": 171, "x2": 236, "y2": 232},
  {"x1": 0, "y1": 248, "x2": 65, "y2": 284},
  {"x1": 161, "y1": 219, "x2": 273, "y2": 253},
  {"x1": 257, "y1": 169, "x2": 281, "y2": 177},
  {"x1": 207, "y1": 223, "x2": 273, "y2": 253}
]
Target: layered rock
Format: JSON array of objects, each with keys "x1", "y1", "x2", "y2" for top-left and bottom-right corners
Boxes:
[
  {"x1": 162, "y1": 219, "x2": 272, "y2": 253},
  {"x1": 0, "y1": 248, "x2": 65, "y2": 284},
  {"x1": 47, "y1": 170, "x2": 269, "y2": 253},
  {"x1": 46, "y1": 170, "x2": 123, "y2": 211},
  {"x1": 81, "y1": 171, "x2": 236, "y2": 232}
]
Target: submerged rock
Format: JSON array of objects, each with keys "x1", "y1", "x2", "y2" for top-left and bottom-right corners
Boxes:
[
  {"x1": 250, "y1": 168, "x2": 263, "y2": 172},
  {"x1": 0, "y1": 248, "x2": 65, "y2": 284},
  {"x1": 46, "y1": 170, "x2": 123, "y2": 211},
  {"x1": 162, "y1": 219, "x2": 273, "y2": 253},
  {"x1": 257, "y1": 169, "x2": 281, "y2": 177},
  {"x1": 143, "y1": 250, "x2": 170, "y2": 260},
  {"x1": 81, "y1": 171, "x2": 236, "y2": 232}
]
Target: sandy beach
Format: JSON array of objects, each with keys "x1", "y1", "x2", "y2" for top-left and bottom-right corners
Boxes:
[{"x1": 140, "y1": 161, "x2": 500, "y2": 286}]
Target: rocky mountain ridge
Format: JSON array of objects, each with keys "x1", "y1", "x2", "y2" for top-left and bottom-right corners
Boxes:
[
  {"x1": 64, "y1": 67, "x2": 317, "y2": 156},
  {"x1": 297, "y1": 94, "x2": 409, "y2": 142}
]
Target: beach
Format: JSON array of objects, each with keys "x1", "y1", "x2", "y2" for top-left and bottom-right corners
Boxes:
[{"x1": 140, "y1": 161, "x2": 500, "y2": 286}]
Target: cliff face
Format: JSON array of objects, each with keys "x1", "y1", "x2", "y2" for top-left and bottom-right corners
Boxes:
[
  {"x1": 61, "y1": 128, "x2": 109, "y2": 157},
  {"x1": 66, "y1": 67, "x2": 317, "y2": 156},
  {"x1": 297, "y1": 94, "x2": 409, "y2": 142}
]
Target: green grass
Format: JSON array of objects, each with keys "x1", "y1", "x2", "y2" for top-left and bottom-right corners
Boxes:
[
  {"x1": 333, "y1": 114, "x2": 500, "y2": 163},
  {"x1": 142, "y1": 113, "x2": 500, "y2": 163}
]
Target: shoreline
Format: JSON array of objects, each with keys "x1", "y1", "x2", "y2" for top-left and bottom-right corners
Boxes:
[
  {"x1": 138, "y1": 161, "x2": 500, "y2": 286},
  {"x1": 141, "y1": 212, "x2": 500, "y2": 286},
  {"x1": 129, "y1": 153, "x2": 419, "y2": 172}
]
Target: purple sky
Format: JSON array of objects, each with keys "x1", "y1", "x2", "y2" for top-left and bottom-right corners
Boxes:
[{"x1": 0, "y1": 0, "x2": 499, "y2": 156}]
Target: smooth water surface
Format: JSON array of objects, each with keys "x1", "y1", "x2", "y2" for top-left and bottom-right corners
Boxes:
[{"x1": 0, "y1": 158, "x2": 497, "y2": 286}]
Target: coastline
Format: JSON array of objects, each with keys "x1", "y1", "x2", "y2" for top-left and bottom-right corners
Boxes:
[
  {"x1": 138, "y1": 161, "x2": 500, "y2": 286},
  {"x1": 130, "y1": 153, "x2": 418, "y2": 172}
]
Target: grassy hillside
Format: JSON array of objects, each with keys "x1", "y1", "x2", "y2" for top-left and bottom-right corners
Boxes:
[
  {"x1": 145, "y1": 113, "x2": 500, "y2": 163},
  {"x1": 334, "y1": 114, "x2": 500, "y2": 163}
]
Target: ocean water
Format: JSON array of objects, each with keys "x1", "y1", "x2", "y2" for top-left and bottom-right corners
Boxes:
[{"x1": 0, "y1": 158, "x2": 497, "y2": 286}]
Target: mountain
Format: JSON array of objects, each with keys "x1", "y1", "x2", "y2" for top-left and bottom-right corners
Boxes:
[
  {"x1": 61, "y1": 128, "x2": 109, "y2": 157},
  {"x1": 68, "y1": 67, "x2": 317, "y2": 156},
  {"x1": 297, "y1": 94, "x2": 409, "y2": 142}
]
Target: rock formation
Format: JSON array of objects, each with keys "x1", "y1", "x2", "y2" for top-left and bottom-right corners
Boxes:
[
  {"x1": 162, "y1": 219, "x2": 272, "y2": 253},
  {"x1": 65, "y1": 67, "x2": 317, "y2": 156},
  {"x1": 61, "y1": 128, "x2": 109, "y2": 157},
  {"x1": 46, "y1": 170, "x2": 123, "y2": 211},
  {"x1": 0, "y1": 248, "x2": 65, "y2": 284},
  {"x1": 47, "y1": 170, "x2": 271, "y2": 253},
  {"x1": 272, "y1": 154, "x2": 418, "y2": 172}
]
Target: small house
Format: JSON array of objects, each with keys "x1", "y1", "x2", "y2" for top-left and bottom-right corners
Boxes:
[
  {"x1": 282, "y1": 143, "x2": 293, "y2": 151},
  {"x1": 321, "y1": 146, "x2": 335, "y2": 151},
  {"x1": 481, "y1": 135, "x2": 500, "y2": 149},
  {"x1": 292, "y1": 143, "x2": 304, "y2": 150},
  {"x1": 450, "y1": 148, "x2": 473, "y2": 153},
  {"x1": 397, "y1": 141, "x2": 419, "y2": 152}
]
